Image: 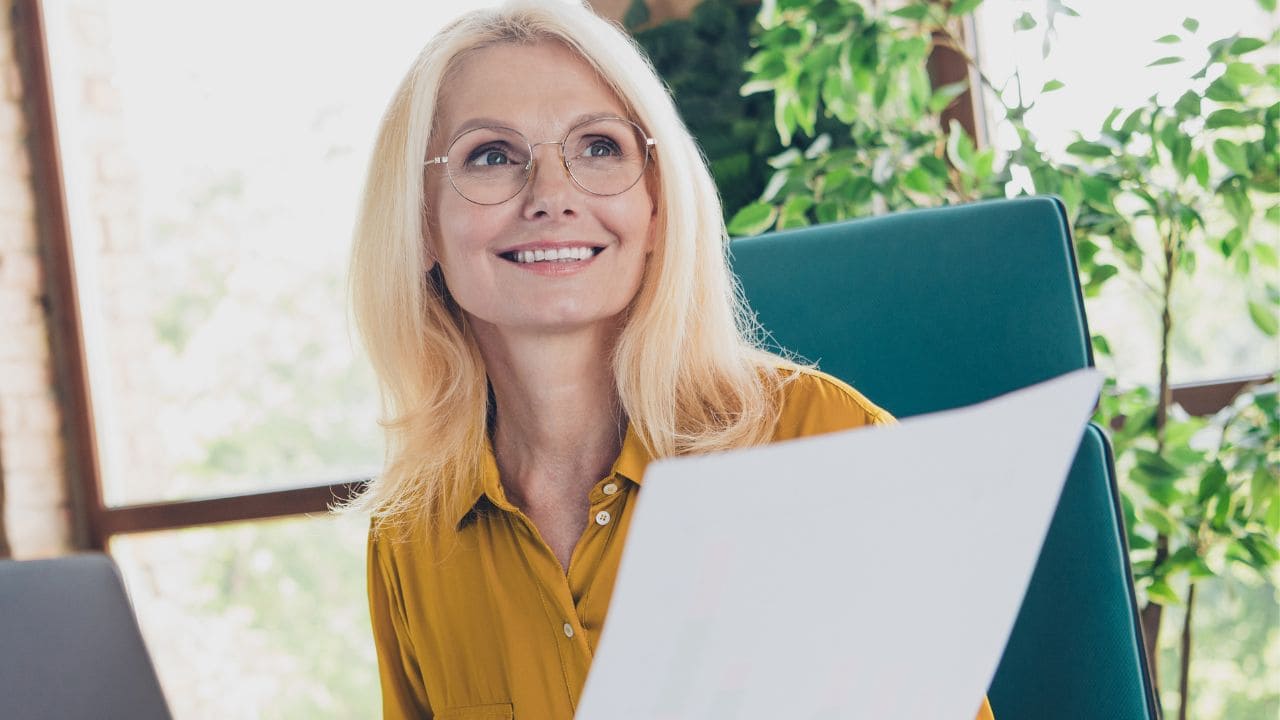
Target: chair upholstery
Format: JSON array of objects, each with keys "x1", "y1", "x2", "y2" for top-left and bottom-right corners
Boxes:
[
  {"x1": 0, "y1": 553, "x2": 172, "y2": 720},
  {"x1": 731, "y1": 196, "x2": 1158, "y2": 719}
]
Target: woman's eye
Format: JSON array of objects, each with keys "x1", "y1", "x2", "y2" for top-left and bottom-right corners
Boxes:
[
  {"x1": 582, "y1": 138, "x2": 621, "y2": 158},
  {"x1": 467, "y1": 146, "x2": 512, "y2": 166}
]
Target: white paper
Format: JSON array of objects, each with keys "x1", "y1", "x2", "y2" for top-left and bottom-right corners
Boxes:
[{"x1": 575, "y1": 368, "x2": 1103, "y2": 720}]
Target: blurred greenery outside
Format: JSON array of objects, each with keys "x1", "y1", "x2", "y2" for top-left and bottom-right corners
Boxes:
[
  {"x1": 38, "y1": 0, "x2": 1277, "y2": 718},
  {"x1": 110, "y1": 515, "x2": 378, "y2": 719}
]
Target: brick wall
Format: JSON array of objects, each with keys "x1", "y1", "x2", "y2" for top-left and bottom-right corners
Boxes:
[{"x1": 0, "y1": 0, "x2": 73, "y2": 558}]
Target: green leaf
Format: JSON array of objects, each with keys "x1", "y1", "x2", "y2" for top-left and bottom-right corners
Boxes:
[
  {"x1": 901, "y1": 167, "x2": 934, "y2": 193},
  {"x1": 891, "y1": 4, "x2": 931, "y2": 20},
  {"x1": 1248, "y1": 299, "x2": 1279, "y2": 336},
  {"x1": 1041, "y1": 79, "x2": 1066, "y2": 93},
  {"x1": 822, "y1": 167, "x2": 853, "y2": 195},
  {"x1": 1224, "y1": 61, "x2": 1266, "y2": 86},
  {"x1": 1147, "y1": 56, "x2": 1184, "y2": 67},
  {"x1": 920, "y1": 155, "x2": 950, "y2": 179},
  {"x1": 973, "y1": 149, "x2": 995, "y2": 180},
  {"x1": 744, "y1": 49, "x2": 788, "y2": 80},
  {"x1": 1249, "y1": 467, "x2": 1275, "y2": 516},
  {"x1": 1181, "y1": 17, "x2": 1200, "y2": 32},
  {"x1": 761, "y1": 170, "x2": 789, "y2": 203},
  {"x1": 1102, "y1": 107, "x2": 1124, "y2": 132},
  {"x1": 1174, "y1": 90, "x2": 1201, "y2": 117},
  {"x1": 847, "y1": 176, "x2": 875, "y2": 203},
  {"x1": 727, "y1": 202, "x2": 778, "y2": 236},
  {"x1": 1259, "y1": 0, "x2": 1277, "y2": 11},
  {"x1": 1212, "y1": 487, "x2": 1234, "y2": 530},
  {"x1": 1146, "y1": 578, "x2": 1182, "y2": 606},
  {"x1": 946, "y1": 119, "x2": 975, "y2": 173},
  {"x1": 1223, "y1": 188, "x2": 1254, "y2": 229},
  {"x1": 1237, "y1": 535, "x2": 1280, "y2": 568},
  {"x1": 1091, "y1": 333, "x2": 1112, "y2": 356},
  {"x1": 1066, "y1": 140, "x2": 1113, "y2": 158},
  {"x1": 1120, "y1": 108, "x2": 1146, "y2": 135},
  {"x1": 929, "y1": 81, "x2": 969, "y2": 114},
  {"x1": 776, "y1": 195, "x2": 814, "y2": 230},
  {"x1": 1206, "y1": 77, "x2": 1244, "y2": 103},
  {"x1": 1214, "y1": 139, "x2": 1250, "y2": 174},
  {"x1": 1055, "y1": 2, "x2": 1081, "y2": 17},
  {"x1": 1229, "y1": 37, "x2": 1267, "y2": 56},
  {"x1": 1013, "y1": 11, "x2": 1037, "y2": 31},
  {"x1": 1206, "y1": 109, "x2": 1253, "y2": 129},
  {"x1": 815, "y1": 201, "x2": 843, "y2": 224},
  {"x1": 948, "y1": 0, "x2": 984, "y2": 16},
  {"x1": 1134, "y1": 449, "x2": 1183, "y2": 481},
  {"x1": 1080, "y1": 174, "x2": 1115, "y2": 206},
  {"x1": 1170, "y1": 134, "x2": 1192, "y2": 177},
  {"x1": 1059, "y1": 177, "x2": 1084, "y2": 221},
  {"x1": 1088, "y1": 264, "x2": 1119, "y2": 293},
  {"x1": 803, "y1": 133, "x2": 832, "y2": 160},
  {"x1": 1154, "y1": 34, "x2": 1182, "y2": 44},
  {"x1": 768, "y1": 148, "x2": 803, "y2": 169},
  {"x1": 1255, "y1": 242, "x2": 1279, "y2": 268},
  {"x1": 1190, "y1": 152, "x2": 1210, "y2": 189},
  {"x1": 1167, "y1": 546, "x2": 1201, "y2": 573},
  {"x1": 1198, "y1": 462, "x2": 1228, "y2": 503}
]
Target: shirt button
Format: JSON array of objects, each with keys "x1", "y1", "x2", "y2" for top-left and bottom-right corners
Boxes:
[
  {"x1": 602, "y1": 482, "x2": 619, "y2": 496},
  {"x1": 563, "y1": 623, "x2": 575, "y2": 638},
  {"x1": 595, "y1": 510, "x2": 611, "y2": 526}
]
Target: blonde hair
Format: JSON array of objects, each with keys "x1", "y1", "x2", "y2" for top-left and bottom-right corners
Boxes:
[{"x1": 347, "y1": 0, "x2": 796, "y2": 532}]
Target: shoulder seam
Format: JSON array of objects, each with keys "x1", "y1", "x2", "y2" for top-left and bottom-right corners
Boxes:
[{"x1": 789, "y1": 367, "x2": 896, "y2": 424}]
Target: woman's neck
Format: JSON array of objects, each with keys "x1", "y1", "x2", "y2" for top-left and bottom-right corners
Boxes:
[{"x1": 472, "y1": 321, "x2": 626, "y2": 509}]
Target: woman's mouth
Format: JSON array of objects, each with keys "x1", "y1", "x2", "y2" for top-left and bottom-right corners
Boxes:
[{"x1": 499, "y1": 246, "x2": 606, "y2": 264}]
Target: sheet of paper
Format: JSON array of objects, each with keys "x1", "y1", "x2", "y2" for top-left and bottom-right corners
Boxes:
[{"x1": 575, "y1": 368, "x2": 1103, "y2": 720}]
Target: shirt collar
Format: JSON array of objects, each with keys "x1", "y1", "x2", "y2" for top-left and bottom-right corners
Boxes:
[{"x1": 449, "y1": 422, "x2": 654, "y2": 529}]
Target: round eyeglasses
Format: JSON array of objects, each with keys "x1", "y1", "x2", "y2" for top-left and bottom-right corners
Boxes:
[{"x1": 425, "y1": 116, "x2": 656, "y2": 205}]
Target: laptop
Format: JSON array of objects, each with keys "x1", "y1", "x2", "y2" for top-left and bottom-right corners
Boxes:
[{"x1": 0, "y1": 553, "x2": 172, "y2": 720}]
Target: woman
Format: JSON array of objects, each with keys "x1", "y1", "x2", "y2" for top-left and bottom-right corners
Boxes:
[{"x1": 349, "y1": 2, "x2": 995, "y2": 718}]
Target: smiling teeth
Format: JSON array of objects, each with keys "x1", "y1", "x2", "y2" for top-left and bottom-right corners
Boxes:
[{"x1": 514, "y1": 247, "x2": 595, "y2": 263}]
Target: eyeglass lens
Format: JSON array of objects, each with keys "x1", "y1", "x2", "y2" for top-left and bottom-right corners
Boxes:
[{"x1": 445, "y1": 118, "x2": 649, "y2": 205}]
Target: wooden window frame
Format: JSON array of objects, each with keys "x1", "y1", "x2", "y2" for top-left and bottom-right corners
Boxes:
[{"x1": 11, "y1": 0, "x2": 1273, "y2": 550}]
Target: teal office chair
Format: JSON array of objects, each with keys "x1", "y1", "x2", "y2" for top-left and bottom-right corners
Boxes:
[{"x1": 731, "y1": 196, "x2": 1159, "y2": 719}]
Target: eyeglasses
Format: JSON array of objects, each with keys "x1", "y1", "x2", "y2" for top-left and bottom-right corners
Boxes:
[{"x1": 425, "y1": 116, "x2": 656, "y2": 205}]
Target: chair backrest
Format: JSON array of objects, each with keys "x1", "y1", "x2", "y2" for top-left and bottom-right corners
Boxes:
[
  {"x1": 0, "y1": 553, "x2": 172, "y2": 720},
  {"x1": 731, "y1": 196, "x2": 1158, "y2": 719}
]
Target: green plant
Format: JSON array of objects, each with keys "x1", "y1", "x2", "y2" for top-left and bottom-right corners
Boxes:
[
  {"x1": 719, "y1": 0, "x2": 1279, "y2": 716},
  {"x1": 1013, "y1": 15, "x2": 1279, "y2": 718},
  {"x1": 628, "y1": 0, "x2": 783, "y2": 220},
  {"x1": 726, "y1": 0, "x2": 1002, "y2": 235}
]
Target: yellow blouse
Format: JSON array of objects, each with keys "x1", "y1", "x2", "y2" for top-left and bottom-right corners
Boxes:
[{"x1": 368, "y1": 369, "x2": 996, "y2": 720}]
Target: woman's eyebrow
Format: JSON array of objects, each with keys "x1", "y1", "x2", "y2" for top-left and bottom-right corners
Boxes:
[{"x1": 450, "y1": 111, "x2": 623, "y2": 138}]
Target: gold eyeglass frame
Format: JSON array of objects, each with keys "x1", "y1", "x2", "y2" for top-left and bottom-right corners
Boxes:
[{"x1": 424, "y1": 116, "x2": 657, "y2": 206}]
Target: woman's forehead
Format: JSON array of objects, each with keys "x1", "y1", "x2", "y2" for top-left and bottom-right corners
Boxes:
[{"x1": 435, "y1": 41, "x2": 628, "y2": 139}]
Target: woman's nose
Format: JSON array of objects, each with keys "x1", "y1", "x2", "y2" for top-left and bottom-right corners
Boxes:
[{"x1": 522, "y1": 142, "x2": 578, "y2": 218}]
